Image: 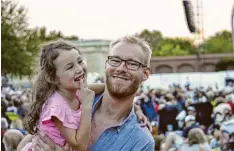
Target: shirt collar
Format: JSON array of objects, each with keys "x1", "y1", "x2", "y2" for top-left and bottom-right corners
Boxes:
[{"x1": 92, "y1": 94, "x2": 137, "y2": 131}]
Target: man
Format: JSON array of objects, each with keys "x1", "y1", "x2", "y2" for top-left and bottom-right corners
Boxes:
[
  {"x1": 220, "y1": 118, "x2": 234, "y2": 151},
  {"x1": 18, "y1": 36, "x2": 155, "y2": 151},
  {"x1": 187, "y1": 106, "x2": 196, "y2": 117},
  {"x1": 182, "y1": 115, "x2": 199, "y2": 138},
  {"x1": 3, "y1": 129, "x2": 24, "y2": 151}
]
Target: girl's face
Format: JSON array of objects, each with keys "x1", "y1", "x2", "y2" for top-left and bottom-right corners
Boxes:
[{"x1": 54, "y1": 49, "x2": 87, "y2": 90}]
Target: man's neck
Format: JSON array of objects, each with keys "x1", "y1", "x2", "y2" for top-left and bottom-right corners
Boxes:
[{"x1": 97, "y1": 89, "x2": 135, "y2": 122}]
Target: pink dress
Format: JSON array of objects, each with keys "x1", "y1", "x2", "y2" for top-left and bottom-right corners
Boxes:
[{"x1": 22, "y1": 91, "x2": 81, "y2": 150}]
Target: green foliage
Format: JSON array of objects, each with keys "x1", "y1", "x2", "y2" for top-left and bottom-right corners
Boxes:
[
  {"x1": 153, "y1": 38, "x2": 196, "y2": 56},
  {"x1": 1, "y1": 0, "x2": 79, "y2": 77},
  {"x1": 215, "y1": 57, "x2": 234, "y2": 71},
  {"x1": 136, "y1": 29, "x2": 163, "y2": 49},
  {"x1": 201, "y1": 30, "x2": 233, "y2": 54},
  {"x1": 1, "y1": 0, "x2": 39, "y2": 77},
  {"x1": 35, "y1": 27, "x2": 79, "y2": 42},
  {"x1": 136, "y1": 30, "x2": 196, "y2": 57},
  {"x1": 136, "y1": 29, "x2": 232, "y2": 57}
]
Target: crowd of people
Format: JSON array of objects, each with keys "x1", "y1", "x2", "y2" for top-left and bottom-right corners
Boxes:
[
  {"x1": 1, "y1": 36, "x2": 234, "y2": 151},
  {"x1": 134, "y1": 81, "x2": 234, "y2": 150},
  {"x1": 2, "y1": 76, "x2": 234, "y2": 150},
  {"x1": 1, "y1": 76, "x2": 32, "y2": 151}
]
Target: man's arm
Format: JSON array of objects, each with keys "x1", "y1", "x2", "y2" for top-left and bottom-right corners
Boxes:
[
  {"x1": 132, "y1": 141, "x2": 155, "y2": 151},
  {"x1": 141, "y1": 142, "x2": 155, "y2": 151},
  {"x1": 17, "y1": 132, "x2": 61, "y2": 151},
  {"x1": 17, "y1": 134, "x2": 33, "y2": 151},
  {"x1": 134, "y1": 104, "x2": 152, "y2": 132},
  {"x1": 88, "y1": 83, "x2": 105, "y2": 95}
]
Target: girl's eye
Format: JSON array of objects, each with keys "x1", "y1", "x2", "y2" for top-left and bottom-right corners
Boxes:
[
  {"x1": 67, "y1": 66, "x2": 73, "y2": 70},
  {"x1": 78, "y1": 60, "x2": 83, "y2": 64}
]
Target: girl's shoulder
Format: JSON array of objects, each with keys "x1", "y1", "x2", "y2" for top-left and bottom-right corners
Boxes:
[
  {"x1": 45, "y1": 91, "x2": 68, "y2": 108},
  {"x1": 41, "y1": 91, "x2": 70, "y2": 118},
  {"x1": 40, "y1": 91, "x2": 81, "y2": 129}
]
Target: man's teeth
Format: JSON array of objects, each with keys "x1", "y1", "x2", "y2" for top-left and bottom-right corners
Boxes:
[{"x1": 113, "y1": 76, "x2": 128, "y2": 80}]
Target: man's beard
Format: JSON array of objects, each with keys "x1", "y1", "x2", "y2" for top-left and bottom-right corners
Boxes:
[{"x1": 105, "y1": 72, "x2": 141, "y2": 98}]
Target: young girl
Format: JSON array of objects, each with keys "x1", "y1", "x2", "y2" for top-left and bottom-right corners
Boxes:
[{"x1": 22, "y1": 39, "x2": 149, "y2": 151}]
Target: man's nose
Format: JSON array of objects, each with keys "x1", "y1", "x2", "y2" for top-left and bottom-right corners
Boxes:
[{"x1": 116, "y1": 61, "x2": 127, "y2": 72}]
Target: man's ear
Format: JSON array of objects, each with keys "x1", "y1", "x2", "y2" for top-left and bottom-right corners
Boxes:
[
  {"x1": 105, "y1": 60, "x2": 108, "y2": 69},
  {"x1": 143, "y1": 67, "x2": 151, "y2": 81}
]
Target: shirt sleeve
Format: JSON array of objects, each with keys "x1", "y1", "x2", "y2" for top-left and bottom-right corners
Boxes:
[
  {"x1": 140, "y1": 142, "x2": 155, "y2": 151},
  {"x1": 131, "y1": 141, "x2": 155, "y2": 151},
  {"x1": 41, "y1": 105, "x2": 80, "y2": 129},
  {"x1": 41, "y1": 105, "x2": 66, "y2": 125}
]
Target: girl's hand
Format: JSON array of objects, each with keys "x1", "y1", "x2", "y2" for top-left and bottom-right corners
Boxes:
[{"x1": 78, "y1": 88, "x2": 95, "y2": 109}]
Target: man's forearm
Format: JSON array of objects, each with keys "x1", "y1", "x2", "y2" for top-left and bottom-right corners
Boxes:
[{"x1": 17, "y1": 134, "x2": 33, "y2": 151}]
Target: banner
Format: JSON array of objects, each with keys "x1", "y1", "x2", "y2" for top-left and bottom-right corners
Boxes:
[{"x1": 143, "y1": 71, "x2": 234, "y2": 90}]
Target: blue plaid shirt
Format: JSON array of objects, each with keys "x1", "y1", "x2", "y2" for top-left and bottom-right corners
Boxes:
[{"x1": 90, "y1": 94, "x2": 155, "y2": 151}]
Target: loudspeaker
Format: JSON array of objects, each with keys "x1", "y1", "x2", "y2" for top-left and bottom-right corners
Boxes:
[{"x1": 183, "y1": 0, "x2": 197, "y2": 33}]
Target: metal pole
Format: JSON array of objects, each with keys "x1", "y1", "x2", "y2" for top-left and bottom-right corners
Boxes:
[
  {"x1": 196, "y1": 0, "x2": 204, "y2": 72},
  {"x1": 232, "y1": 4, "x2": 234, "y2": 54}
]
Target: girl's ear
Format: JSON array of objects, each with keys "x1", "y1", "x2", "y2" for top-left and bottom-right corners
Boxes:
[
  {"x1": 54, "y1": 76, "x2": 60, "y2": 85},
  {"x1": 45, "y1": 74, "x2": 59, "y2": 85}
]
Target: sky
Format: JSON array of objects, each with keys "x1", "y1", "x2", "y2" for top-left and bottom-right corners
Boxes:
[{"x1": 19, "y1": 0, "x2": 234, "y2": 40}]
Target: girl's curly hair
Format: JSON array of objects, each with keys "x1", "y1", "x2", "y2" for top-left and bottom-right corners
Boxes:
[{"x1": 24, "y1": 39, "x2": 80, "y2": 134}]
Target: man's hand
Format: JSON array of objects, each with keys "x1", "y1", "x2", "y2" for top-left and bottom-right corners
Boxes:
[
  {"x1": 32, "y1": 131, "x2": 72, "y2": 151},
  {"x1": 32, "y1": 132, "x2": 56, "y2": 151},
  {"x1": 135, "y1": 106, "x2": 152, "y2": 132},
  {"x1": 139, "y1": 117, "x2": 152, "y2": 132},
  {"x1": 17, "y1": 134, "x2": 33, "y2": 151}
]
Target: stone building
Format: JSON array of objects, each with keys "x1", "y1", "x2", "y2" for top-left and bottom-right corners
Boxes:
[{"x1": 74, "y1": 40, "x2": 234, "y2": 75}]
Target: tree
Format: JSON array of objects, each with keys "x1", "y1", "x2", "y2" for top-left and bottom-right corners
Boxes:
[
  {"x1": 1, "y1": 0, "x2": 40, "y2": 77},
  {"x1": 153, "y1": 38, "x2": 196, "y2": 56},
  {"x1": 1, "y1": 0, "x2": 79, "y2": 77},
  {"x1": 215, "y1": 57, "x2": 234, "y2": 71},
  {"x1": 201, "y1": 30, "x2": 233, "y2": 54},
  {"x1": 34, "y1": 27, "x2": 79, "y2": 42},
  {"x1": 135, "y1": 29, "x2": 163, "y2": 49}
]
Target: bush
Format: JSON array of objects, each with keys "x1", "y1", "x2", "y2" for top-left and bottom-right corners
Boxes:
[{"x1": 215, "y1": 57, "x2": 234, "y2": 71}]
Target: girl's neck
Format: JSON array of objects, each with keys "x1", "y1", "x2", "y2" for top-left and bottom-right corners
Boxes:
[{"x1": 57, "y1": 87, "x2": 77, "y2": 102}]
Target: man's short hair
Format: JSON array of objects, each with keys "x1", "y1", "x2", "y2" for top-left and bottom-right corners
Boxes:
[
  {"x1": 1, "y1": 117, "x2": 8, "y2": 129},
  {"x1": 110, "y1": 35, "x2": 152, "y2": 66},
  {"x1": 185, "y1": 115, "x2": 196, "y2": 122}
]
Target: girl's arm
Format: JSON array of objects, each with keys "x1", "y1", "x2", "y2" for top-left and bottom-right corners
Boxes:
[
  {"x1": 53, "y1": 89, "x2": 95, "y2": 151},
  {"x1": 53, "y1": 106, "x2": 92, "y2": 151},
  {"x1": 88, "y1": 83, "x2": 105, "y2": 95}
]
